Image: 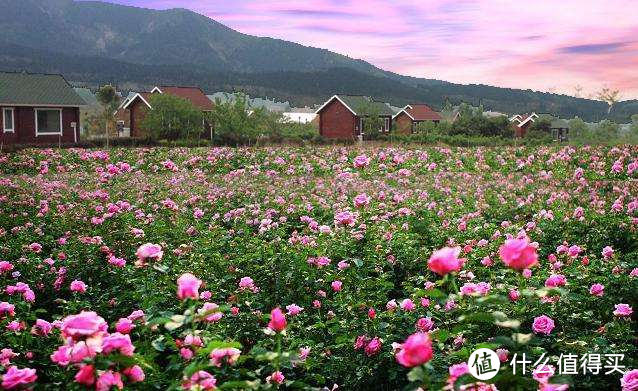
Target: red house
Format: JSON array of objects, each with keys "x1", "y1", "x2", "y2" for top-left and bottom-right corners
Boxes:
[
  {"x1": 121, "y1": 86, "x2": 214, "y2": 138},
  {"x1": 392, "y1": 104, "x2": 442, "y2": 134},
  {"x1": 316, "y1": 95, "x2": 394, "y2": 139},
  {"x1": 0, "y1": 72, "x2": 85, "y2": 146},
  {"x1": 510, "y1": 113, "x2": 538, "y2": 137}
]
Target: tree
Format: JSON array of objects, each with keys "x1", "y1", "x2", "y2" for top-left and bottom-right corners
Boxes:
[
  {"x1": 95, "y1": 85, "x2": 119, "y2": 147},
  {"x1": 208, "y1": 94, "x2": 260, "y2": 145},
  {"x1": 355, "y1": 101, "x2": 384, "y2": 139},
  {"x1": 597, "y1": 87, "x2": 621, "y2": 114},
  {"x1": 141, "y1": 94, "x2": 203, "y2": 140},
  {"x1": 568, "y1": 117, "x2": 589, "y2": 139},
  {"x1": 631, "y1": 114, "x2": 638, "y2": 134},
  {"x1": 596, "y1": 120, "x2": 619, "y2": 139}
]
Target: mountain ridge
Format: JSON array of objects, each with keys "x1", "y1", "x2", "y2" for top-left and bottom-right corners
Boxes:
[{"x1": 0, "y1": 0, "x2": 636, "y2": 122}]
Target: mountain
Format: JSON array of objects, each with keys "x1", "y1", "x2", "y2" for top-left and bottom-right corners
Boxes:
[{"x1": 0, "y1": 0, "x2": 635, "y2": 122}]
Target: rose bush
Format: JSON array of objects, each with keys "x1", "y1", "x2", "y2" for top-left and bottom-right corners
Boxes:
[{"x1": 0, "y1": 145, "x2": 636, "y2": 390}]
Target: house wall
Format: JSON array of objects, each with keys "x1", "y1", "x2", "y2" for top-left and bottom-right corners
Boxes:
[
  {"x1": 515, "y1": 122, "x2": 532, "y2": 137},
  {"x1": 395, "y1": 112, "x2": 413, "y2": 135},
  {"x1": 319, "y1": 99, "x2": 356, "y2": 139},
  {"x1": 129, "y1": 100, "x2": 150, "y2": 138},
  {"x1": 0, "y1": 106, "x2": 79, "y2": 145}
]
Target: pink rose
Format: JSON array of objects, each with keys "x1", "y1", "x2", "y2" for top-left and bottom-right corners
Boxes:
[
  {"x1": 286, "y1": 304, "x2": 303, "y2": 316},
  {"x1": 70, "y1": 280, "x2": 87, "y2": 293},
  {"x1": 61, "y1": 311, "x2": 107, "y2": 339},
  {"x1": 74, "y1": 364, "x2": 95, "y2": 386},
  {"x1": 96, "y1": 370, "x2": 123, "y2": 391},
  {"x1": 613, "y1": 304, "x2": 633, "y2": 317},
  {"x1": 621, "y1": 369, "x2": 638, "y2": 391},
  {"x1": 532, "y1": 315, "x2": 555, "y2": 335},
  {"x1": 602, "y1": 246, "x2": 614, "y2": 259},
  {"x1": 364, "y1": 337, "x2": 382, "y2": 356},
  {"x1": 499, "y1": 238, "x2": 538, "y2": 270},
  {"x1": 353, "y1": 154, "x2": 370, "y2": 168},
  {"x1": 396, "y1": 333, "x2": 434, "y2": 367},
  {"x1": 400, "y1": 299, "x2": 415, "y2": 311},
  {"x1": 123, "y1": 365, "x2": 145, "y2": 383},
  {"x1": 589, "y1": 283, "x2": 604, "y2": 297},
  {"x1": 267, "y1": 371, "x2": 285, "y2": 385},
  {"x1": 115, "y1": 318, "x2": 135, "y2": 334},
  {"x1": 101, "y1": 333, "x2": 135, "y2": 356},
  {"x1": 427, "y1": 247, "x2": 465, "y2": 276},
  {"x1": 135, "y1": 243, "x2": 163, "y2": 262},
  {"x1": 268, "y1": 307, "x2": 287, "y2": 332},
  {"x1": 354, "y1": 193, "x2": 370, "y2": 208},
  {"x1": 176, "y1": 273, "x2": 202, "y2": 301},
  {"x1": 1, "y1": 366, "x2": 37, "y2": 389},
  {"x1": 331, "y1": 280, "x2": 343, "y2": 292}
]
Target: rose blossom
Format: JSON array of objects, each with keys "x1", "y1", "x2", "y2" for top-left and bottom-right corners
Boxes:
[
  {"x1": 532, "y1": 315, "x2": 555, "y2": 335},
  {"x1": 499, "y1": 237, "x2": 538, "y2": 270},
  {"x1": 613, "y1": 304, "x2": 633, "y2": 317},
  {"x1": 1, "y1": 366, "x2": 37, "y2": 389},
  {"x1": 396, "y1": 333, "x2": 433, "y2": 367},
  {"x1": 268, "y1": 307, "x2": 287, "y2": 332},
  {"x1": 621, "y1": 369, "x2": 638, "y2": 391},
  {"x1": 427, "y1": 247, "x2": 465, "y2": 276},
  {"x1": 176, "y1": 273, "x2": 202, "y2": 301}
]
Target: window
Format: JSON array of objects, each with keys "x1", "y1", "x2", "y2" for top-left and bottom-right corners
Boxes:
[
  {"x1": 384, "y1": 118, "x2": 390, "y2": 132},
  {"x1": 2, "y1": 108, "x2": 14, "y2": 133},
  {"x1": 35, "y1": 109, "x2": 62, "y2": 136}
]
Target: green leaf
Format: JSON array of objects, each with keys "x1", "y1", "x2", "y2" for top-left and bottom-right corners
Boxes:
[{"x1": 407, "y1": 366, "x2": 425, "y2": 382}]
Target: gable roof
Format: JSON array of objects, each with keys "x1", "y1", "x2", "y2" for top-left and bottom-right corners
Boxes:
[
  {"x1": 154, "y1": 86, "x2": 213, "y2": 111},
  {"x1": 0, "y1": 72, "x2": 86, "y2": 107},
  {"x1": 74, "y1": 87, "x2": 99, "y2": 107},
  {"x1": 393, "y1": 104, "x2": 442, "y2": 121},
  {"x1": 315, "y1": 95, "x2": 393, "y2": 116},
  {"x1": 122, "y1": 92, "x2": 153, "y2": 110}
]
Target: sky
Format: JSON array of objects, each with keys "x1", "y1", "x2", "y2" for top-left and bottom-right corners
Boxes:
[{"x1": 99, "y1": 0, "x2": 638, "y2": 99}]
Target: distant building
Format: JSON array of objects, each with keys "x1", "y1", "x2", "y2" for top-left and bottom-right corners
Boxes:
[
  {"x1": 510, "y1": 113, "x2": 538, "y2": 137},
  {"x1": 122, "y1": 86, "x2": 213, "y2": 138},
  {"x1": 282, "y1": 108, "x2": 318, "y2": 125},
  {"x1": 510, "y1": 112, "x2": 570, "y2": 140},
  {"x1": 0, "y1": 72, "x2": 85, "y2": 146},
  {"x1": 315, "y1": 95, "x2": 394, "y2": 139},
  {"x1": 538, "y1": 114, "x2": 570, "y2": 141},
  {"x1": 392, "y1": 104, "x2": 442, "y2": 134}
]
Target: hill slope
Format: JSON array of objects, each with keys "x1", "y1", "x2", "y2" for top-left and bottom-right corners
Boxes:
[{"x1": 0, "y1": 0, "x2": 635, "y2": 122}]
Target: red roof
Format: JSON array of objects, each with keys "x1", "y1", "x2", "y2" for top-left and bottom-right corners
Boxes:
[
  {"x1": 154, "y1": 86, "x2": 213, "y2": 111},
  {"x1": 404, "y1": 104, "x2": 442, "y2": 121}
]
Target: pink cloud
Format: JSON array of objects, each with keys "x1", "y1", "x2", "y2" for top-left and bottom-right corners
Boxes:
[{"x1": 96, "y1": 0, "x2": 638, "y2": 98}]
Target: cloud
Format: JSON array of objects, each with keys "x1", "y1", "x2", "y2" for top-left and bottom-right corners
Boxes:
[
  {"x1": 559, "y1": 41, "x2": 635, "y2": 54},
  {"x1": 276, "y1": 9, "x2": 363, "y2": 18}
]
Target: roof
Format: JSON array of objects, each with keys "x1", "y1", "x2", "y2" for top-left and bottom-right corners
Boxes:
[
  {"x1": 74, "y1": 87, "x2": 99, "y2": 107},
  {"x1": 153, "y1": 86, "x2": 213, "y2": 110},
  {"x1": 0, "y1": 72, "x2": 86, "y2": 107},
  {"x1": 393, "y1": 104, "x2": 442, "y2": 121},
  {"x1": 207, "y1": 92, "x2": 290, "y2": 112},
  {"x1": 122, "y1": 92, "x2": 153, "y2": 110},
  {"x1": 316, "y1": 95, "x2": 394, "y2": 116}
]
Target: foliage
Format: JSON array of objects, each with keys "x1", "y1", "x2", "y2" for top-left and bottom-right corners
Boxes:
[
  {"x1": 447, "y1": 104, "x2": 513, "y2": 137},
  {"x1": 95, "y1": 85, "x2": 120, "y2": 143},
  {"x1": 0, "y1": 145, "x2": 637, "y2": 390},
  {"x1": 142, "y1": 94, "x2": 204, "y2": 141}
]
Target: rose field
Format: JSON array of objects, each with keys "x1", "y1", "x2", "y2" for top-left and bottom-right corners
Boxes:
[{"x1": 0, "y1": 145, "x2": 637, "y2": 390}]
